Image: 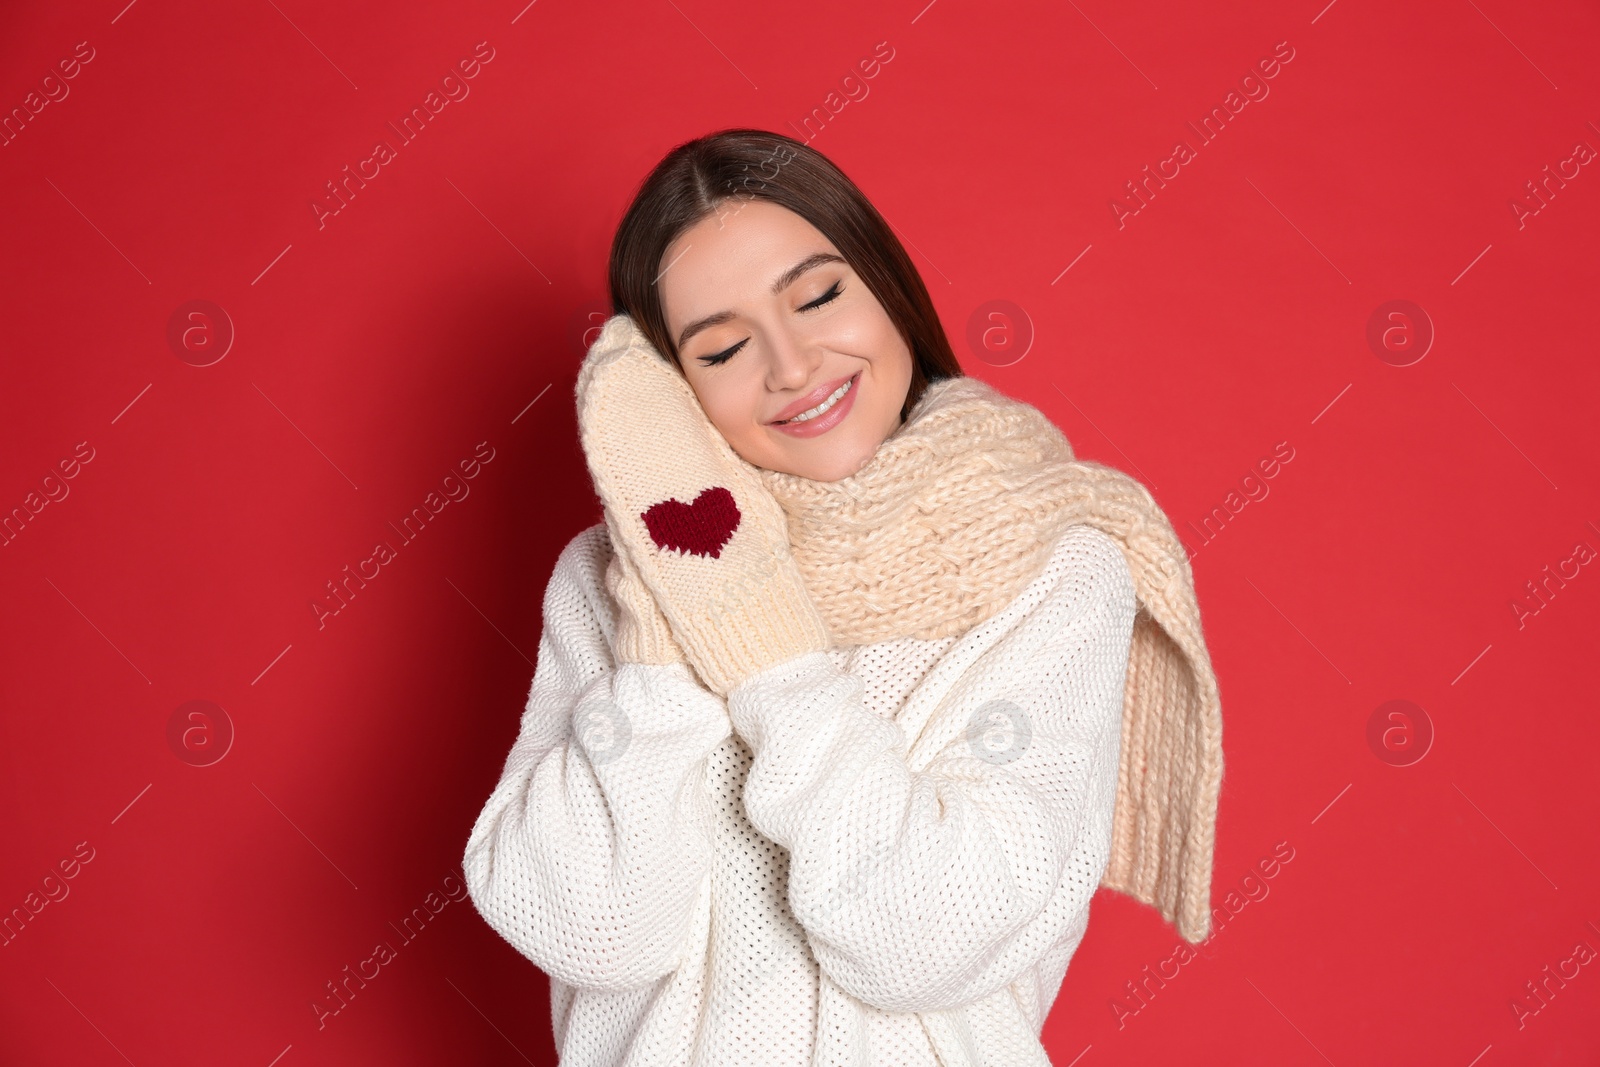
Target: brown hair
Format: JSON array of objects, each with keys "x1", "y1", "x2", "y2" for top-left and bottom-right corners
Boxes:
[{"x1": 607, "y1": 128, "x2": 963, "y2": 423}]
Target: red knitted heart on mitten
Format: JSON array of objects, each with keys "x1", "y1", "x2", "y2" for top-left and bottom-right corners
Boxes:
[{"x1": 641, "y1": 486, "x2": 742, "y2": 559}]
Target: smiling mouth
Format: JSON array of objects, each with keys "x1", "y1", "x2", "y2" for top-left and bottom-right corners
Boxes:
[{"x1": 774, "y1": 374, "x2": 856, "y2": 424}]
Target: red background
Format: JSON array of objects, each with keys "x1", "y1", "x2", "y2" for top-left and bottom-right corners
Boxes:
[{"x1": 3, "y1": 0, "x2": 1598, "y2": 1063}]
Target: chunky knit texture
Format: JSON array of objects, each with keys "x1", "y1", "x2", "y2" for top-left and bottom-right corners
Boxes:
[
  {"x1": 464, "y1": 520, "x2": 1137, "y2": 1066},
  {"x1": 759, "y1": 375, "x2": 1225, "y2": 946},
  {"x1": 603, "y1": 541, "x2": 685, "y2": 667},
  {"x1": 467, "y1": 311, "x2": 1225, "y2": 1064},
  {"x1": 576, "y1": 314, "x2": 831, "y2": 697}
]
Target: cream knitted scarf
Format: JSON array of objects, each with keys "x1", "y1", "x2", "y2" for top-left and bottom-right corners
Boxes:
[{"x1": 757, "y1": 375, "x2": 1224, "y2": 944}]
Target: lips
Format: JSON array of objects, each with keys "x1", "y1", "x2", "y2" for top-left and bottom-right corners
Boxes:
[
  {"x1": 769, "y1": 373, "x2": 857, "y2": 424},
  {"x1": 769, "y1": 371, "x2": 859, "y2": 438}
]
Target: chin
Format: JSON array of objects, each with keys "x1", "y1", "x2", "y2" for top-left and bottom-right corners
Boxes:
[
  {"x1": 742, "y1": 414, "x2": 890, "y2": 481},
  {"x1": 786, "y1": 439, "x2": 877, "y2": 482}
]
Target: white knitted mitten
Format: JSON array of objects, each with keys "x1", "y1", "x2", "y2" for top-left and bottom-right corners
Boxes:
[
  {"x1": 577, "y1": 313, "x2": 830, "y2": 697},
  {"x1": 602, "y1": 543, "x2": 685, "y2": 666}
]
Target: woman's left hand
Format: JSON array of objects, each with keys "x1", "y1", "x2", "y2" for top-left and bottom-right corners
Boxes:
[{"x1": 576, "y1": 313, "x2": 831, "y2": 697}]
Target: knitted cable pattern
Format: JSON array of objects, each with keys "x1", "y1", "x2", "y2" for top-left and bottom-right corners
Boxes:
[{"x1": 758, "y1": 375, "x2": 1224, "y2": 943}]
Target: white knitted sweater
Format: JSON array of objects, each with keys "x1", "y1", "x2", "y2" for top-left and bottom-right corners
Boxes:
[{"x1": 463, "y1": 519, "x2": 1136, "y2": 1066}]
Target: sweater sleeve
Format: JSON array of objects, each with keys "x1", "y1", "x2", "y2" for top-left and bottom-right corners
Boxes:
[
  {"x1": 462, "y1": 525, "x2": 734, "y2": 993},
  {"x1": 726, "y1": 524, "x2": 1137, "y2": 1015}
]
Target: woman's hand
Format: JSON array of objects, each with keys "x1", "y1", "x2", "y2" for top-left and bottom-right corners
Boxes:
[
  {"x1": 576, "y1": 313, "x2": 830, "y2": 697},
  {"x1": 603, "y1": 545, "x2": 685, "y2": 666}
]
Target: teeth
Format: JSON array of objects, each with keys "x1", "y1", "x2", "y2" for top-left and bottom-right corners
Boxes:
[{"x1": 786, "y1": 377, "x2": 853, "y2": 423}]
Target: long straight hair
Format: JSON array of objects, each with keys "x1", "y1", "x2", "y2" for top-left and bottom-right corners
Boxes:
[{"x1": 607, "y1": 128, "x2": 963, "y2": 423}]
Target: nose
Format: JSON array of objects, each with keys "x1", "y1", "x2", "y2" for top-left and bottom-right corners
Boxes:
[{"x1": 764, "y1": 322, "x2": 821, "y2": 393}]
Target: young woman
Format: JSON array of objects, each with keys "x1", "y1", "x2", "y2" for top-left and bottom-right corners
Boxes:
[{"x1": 464, "y1": 129, "x2": 1224, "y2": 1067}]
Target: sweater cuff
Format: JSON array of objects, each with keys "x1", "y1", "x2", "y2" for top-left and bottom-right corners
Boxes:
[
  {"x1": 724, "y1": 650, "x2": 863, "y2": 748},
  {"x1": 578, "y1": 660, "x2": 733, "y2": 766},
  {"x1": 723, "y1": 650, "x2": 902, "y2": 851}
]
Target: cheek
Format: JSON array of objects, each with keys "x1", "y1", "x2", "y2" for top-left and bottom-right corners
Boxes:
[
  {"x1": 696, "y1": 378, "x2": 765, "y2": 440},
  {"x1": 853, "y1": 302, "x2": 902, "y2": 356}
]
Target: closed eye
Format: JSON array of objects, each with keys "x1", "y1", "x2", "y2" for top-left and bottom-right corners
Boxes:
[
  {"x1": 696, "y1": 281, "x2": 845, "y2": 367},
  {"x1": 698, "y1": 339, "x2": 747, "y2": 366},
  {"x1": 800, "y1": 281, "x2": 843, "y2": 311}
]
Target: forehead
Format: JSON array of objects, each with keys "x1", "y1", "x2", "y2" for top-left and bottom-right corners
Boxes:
[{"x1": 658, "y1": 200, "x2": 837, "y2": 324}]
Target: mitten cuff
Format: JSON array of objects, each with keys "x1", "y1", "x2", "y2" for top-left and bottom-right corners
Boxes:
[
  {"x1": 604, "y1": 550, "x2": 686, "y2": 667},
  {"x1": 611, "y1": 605, "x2": 685, "y2": 667},
  {"x1": 673, "y1": 562, "x2": 831, "y2": 698}
]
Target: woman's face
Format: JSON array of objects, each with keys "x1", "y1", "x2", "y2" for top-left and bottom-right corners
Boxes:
[{"x1": 656, "y1": 199, "x2": 914, "y2": 482}]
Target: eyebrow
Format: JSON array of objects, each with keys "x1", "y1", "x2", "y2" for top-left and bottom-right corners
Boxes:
[{"x1": 674, "y1": 252, "x2": 847, "y2": 351}]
